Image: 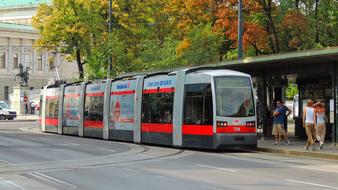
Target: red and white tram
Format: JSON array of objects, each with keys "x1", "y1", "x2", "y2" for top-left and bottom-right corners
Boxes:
[{"x1": 40, "y1": 67, "x2": 257, "y2": 149}]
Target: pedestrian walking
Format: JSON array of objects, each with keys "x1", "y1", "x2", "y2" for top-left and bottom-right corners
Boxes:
[
  {"x1": 314, "y1": 102, "x2": 326, "y2": 150},
  {"x1": 303, "y1": 99, "x2": 316, "y2": 151},
  {"x1": 272, "y1": 100, "x2": 290, "y2": 145}
]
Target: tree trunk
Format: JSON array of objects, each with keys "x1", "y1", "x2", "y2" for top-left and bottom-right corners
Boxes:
[
  {"x1": 267, "y1": 13, "x2": 280, "y2": 53},
  {"x1": 315, "y1": 0, "x2": 319, "y2": 43},
  {"x1": 258, "y1": 0, "x2": 280, "y2": 53},
  {"x1": 76, "y1": 48, "x2": 84, "y2": 80},
  {"x1": 295, "y1": 0, "x2": 300, "y2": 10}
]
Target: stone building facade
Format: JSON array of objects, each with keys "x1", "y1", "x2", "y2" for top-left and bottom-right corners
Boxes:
[{"x1": 0, "y1": 0, "x2": 77, "y2": 102}]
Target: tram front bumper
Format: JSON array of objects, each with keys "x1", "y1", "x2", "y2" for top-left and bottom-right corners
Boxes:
[{"x1": 214, "y1": 133, "x2": 257, "y2": 150}]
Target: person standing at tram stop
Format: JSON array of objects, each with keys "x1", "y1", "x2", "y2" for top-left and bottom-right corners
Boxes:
[
  {"x1": 303, "y1": 99, "x2": 316, "y2": 151},
  {"x1": 314, "y1": 102, "x2": 327, "y2": 150},
  {"x1": 272, "y1": 100, "x2": 291, "y2": 145}
]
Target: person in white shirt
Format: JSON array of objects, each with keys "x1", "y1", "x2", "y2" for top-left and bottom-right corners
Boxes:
[
  {"x1": 303, "y1": 99, "x2": 316, "y2": 151},
  {"x1": 314, "y1": 102, "x2": 326, "y2": 150}
]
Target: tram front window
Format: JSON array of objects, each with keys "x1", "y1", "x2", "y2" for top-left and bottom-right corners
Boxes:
[{"x1": 215, "y1": 76, "x2": 254, "y2": 117}]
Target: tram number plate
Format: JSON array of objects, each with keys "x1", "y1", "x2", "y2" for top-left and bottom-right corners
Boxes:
[{"x1": 234, "y1": 127, "x2": 241, "y2": 132}]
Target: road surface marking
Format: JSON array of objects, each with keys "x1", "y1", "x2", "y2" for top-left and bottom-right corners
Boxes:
[
  {"x1": 52, "y1": 151, "x2": 63, "y2": 155},
  {"x1": 156, "y1": 175, "x2": 178, "y2": 181},
  {"x1": 29, "y1": 172, "x2": 77, "y2": 189},
  {"x1": 294, "y1": 165, "x2": 338, "y2": 174},
  {"x1": 286, "y1": 179, "x2": 338, "y2": 189},
  {"x1": 122, "y1": 167, "x2": 141, "y2": 173},
  {"x1": 95, "y1": 147, "x2": 116, "y2": 153},
  {"x1": 197, "y1": 164, "x2": 238, "y2": 173},
  {"x1": 0, "y1": 178, "x2": 25, "y2": 190}
]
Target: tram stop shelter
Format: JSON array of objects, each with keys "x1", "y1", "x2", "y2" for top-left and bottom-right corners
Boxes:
[{"x1": 214, "y1": 47, "x2": 338, "y2": 144}]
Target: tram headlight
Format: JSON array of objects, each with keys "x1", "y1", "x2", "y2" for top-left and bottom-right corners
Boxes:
[
  {"x1": 217, "y1": 121, "x2": 227, "y2": 127},
  {"x1": 246, "y1": 121, "x2": 255, "y2": 127}
]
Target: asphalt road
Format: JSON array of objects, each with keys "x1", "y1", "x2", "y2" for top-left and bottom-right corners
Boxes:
[{"x1": 0, "y1": 121, "x2": 337, "y2": 190}]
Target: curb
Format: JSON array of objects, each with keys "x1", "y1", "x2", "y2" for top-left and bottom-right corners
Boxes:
[
  {"x1": 0, "y1": 119, "x2": 37, "y2": 122},
  {"x1": 257, "y1": 147, "x2": 338, "y2": 160}
]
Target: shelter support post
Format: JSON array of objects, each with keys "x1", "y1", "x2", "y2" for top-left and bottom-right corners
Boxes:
[{"x1": 334, "y1": 64, "x2": 337, "y2": 145}]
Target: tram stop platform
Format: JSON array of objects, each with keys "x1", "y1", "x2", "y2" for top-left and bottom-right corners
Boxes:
[{"x1": 257, "y1": 136, "x2": 338, "y2": 160}]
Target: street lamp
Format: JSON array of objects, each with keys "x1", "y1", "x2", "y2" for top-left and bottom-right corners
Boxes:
[{"x1": 107, "y1": 0, "x2": 113, "y2": 79}]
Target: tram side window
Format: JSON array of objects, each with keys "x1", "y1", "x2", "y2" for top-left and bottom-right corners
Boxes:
[
  {"x1": 45, "y1": 99, "x2": 59, "y2": 119},
  {"x1": 84, "y1": 95, "x2": 104, "y2": 121},
  {"x1": 184, "y1": 84, "x2": 213, "y2": 125},
  {"x1": 142, "y1": 92, "x2": 174, "y2": 124}
]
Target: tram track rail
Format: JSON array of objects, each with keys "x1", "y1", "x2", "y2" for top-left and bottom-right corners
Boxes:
[{"x1": 0, "y1": 142, "x2": 184, "y2": 175}]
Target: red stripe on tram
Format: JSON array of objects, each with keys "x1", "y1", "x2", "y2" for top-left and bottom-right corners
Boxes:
[
  {"x1": 84, "y1": 120, "x2": 104, "y2": 129},
  {"x1": 45, "y1": 117, "x2": 58, "y2": 126},
  {"x1": 46, "y1": 96, "x2": 59, "y2": 100},
  {"x1": 143, "y1": 88, "x2": 175, "y2": 94},
  {"x1": 111, "y1": 90, "x2": 135, "y2": 95},
  {"x1": 182, "y1": 125, "x2": 213, "y2": 136},
  {"x1": 216, "y1": 126, "x2": 256, "y2": 133},
  {"x1": 85, "y1": 92, "x2": 105, "y2": 97},
  {"x1": 64, "y1": 94, "x2": 80, "y2": 98},
  {"x1": 141, "y1": 123, "x2": 173, "y2": 133}
]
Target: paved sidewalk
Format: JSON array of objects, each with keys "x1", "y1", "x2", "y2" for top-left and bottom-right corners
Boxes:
[{"x1": 258, "y1": 137, "x2": 338, "y2": 160}]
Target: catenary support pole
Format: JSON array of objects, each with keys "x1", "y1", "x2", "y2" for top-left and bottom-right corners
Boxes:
[
  {"x1": 238, "y1": 0, "x2": 243, "y2": 59},
  {"x1": 107, "y1": 0, "x2": 113, "y2": 79}
]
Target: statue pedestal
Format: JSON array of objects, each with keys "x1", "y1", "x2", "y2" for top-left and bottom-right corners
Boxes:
[{"x1": 12, "y1": 86, "x2": 30, "y2": 115}]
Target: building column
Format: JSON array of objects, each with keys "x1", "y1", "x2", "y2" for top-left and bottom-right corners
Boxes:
[
  {"x1": 32, "y1": 49, "x2": 36, "y2": 72},
  {"x1": 20, "y1": 39, "x2": 24, "y2": 67},
  {"x1": 7, "y1": 37, "x2": 11, "y2": 72},
  {"x1": 44, "y1": 52, "x2": 48, "y2": 74},
  {"x1": 8, "y1": 46, "x2": 12, "y2": 72}
]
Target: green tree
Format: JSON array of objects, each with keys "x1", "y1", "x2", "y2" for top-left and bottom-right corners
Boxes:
[
  {"x1": 285, "y1": 83, "x2": 299, "y2": 100},
  {"x1": 176, "y1": 23, "x2": 223, "y2": 66},
  {"x1": 32, "y1": 0, "x2": 108, "y2": 80}
]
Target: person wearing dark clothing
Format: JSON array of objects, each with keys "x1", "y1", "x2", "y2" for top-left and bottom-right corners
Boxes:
[
  {"x1": 25, "y1": 103, "x2": 28, "y2": 114},
  {"x1": 272, "y1": 100, "x2": 291, "y2": 145}
]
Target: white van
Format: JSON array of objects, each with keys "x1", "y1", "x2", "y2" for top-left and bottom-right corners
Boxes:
[{"x1": 0, "y1": 101, "x2": 17, "y2": 120}]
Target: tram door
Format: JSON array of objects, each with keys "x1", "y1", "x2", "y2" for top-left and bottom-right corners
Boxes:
[
  {"x1": 62, "y1": 84, "x2": 81, "y2": 136},
  {"x1": 44, "y1": 87, "x2": 60, "y2": 133},
  {"x1": 141, "y1": 75, "x2": 176, "y2": 146},
  {"x1": 109, "y1": 78, "x2": 137, "y2": 142},
  {"x1": 182, "y1": 83, "x2": 214, "y2": 148},
  {"x1": 83, "y1": 82, "x2": 106, "y2": 139}
]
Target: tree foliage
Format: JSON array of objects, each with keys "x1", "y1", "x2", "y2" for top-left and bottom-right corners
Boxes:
[{"x1": 33, "y1": 0, "x2": 338, "y2": 79}]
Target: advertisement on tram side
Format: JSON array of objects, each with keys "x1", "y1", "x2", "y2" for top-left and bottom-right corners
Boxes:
[
  {"x1": 143, "y1": 75, "x2": 176, "y2": 91},
  {"x1": 110, "y1": 80, "x2": 136, "y2": 130},
  {"x1": 63, "y1": 85, "x2": 81, "y2": 127}
]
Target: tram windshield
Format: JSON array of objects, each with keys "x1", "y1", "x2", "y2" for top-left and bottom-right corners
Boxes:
[{"x1": 215, "y1": 76, "x2": 254, "y2": 117}]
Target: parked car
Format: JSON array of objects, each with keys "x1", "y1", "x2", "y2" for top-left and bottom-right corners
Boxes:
[{"x1": 0, "y1": 101, "x2": 17, "y2": 120}]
